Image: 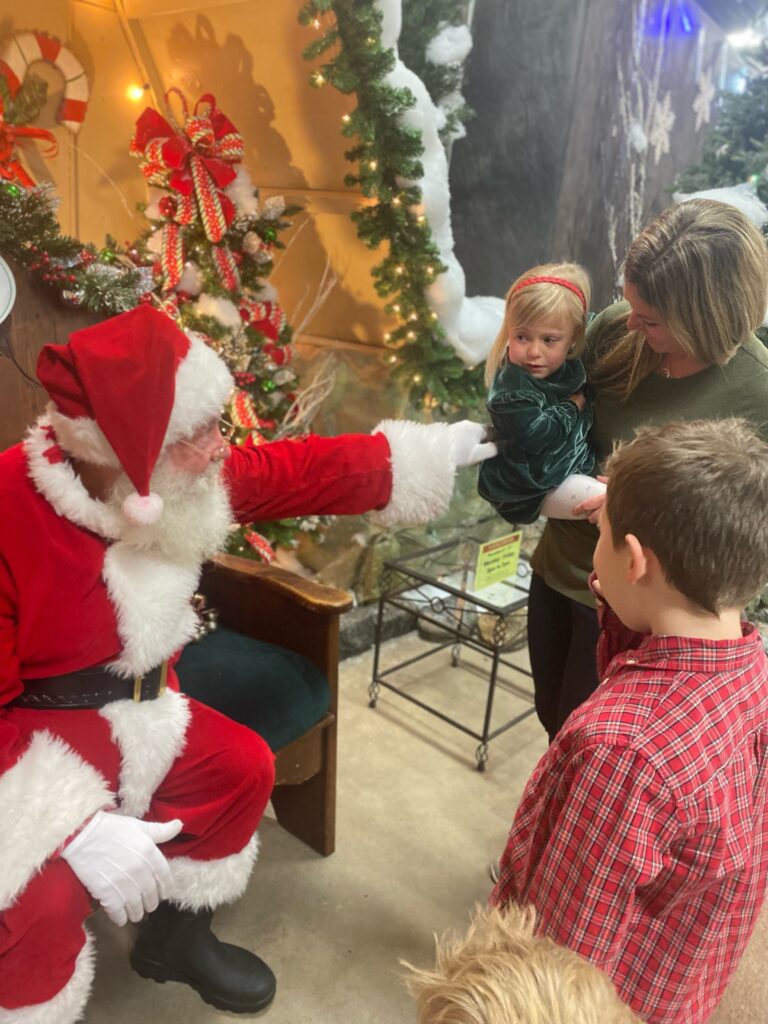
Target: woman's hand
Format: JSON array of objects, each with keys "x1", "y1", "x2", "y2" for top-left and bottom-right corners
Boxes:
[{"x1": 572, "y1": 475, "x2": 608, "y2": 522}]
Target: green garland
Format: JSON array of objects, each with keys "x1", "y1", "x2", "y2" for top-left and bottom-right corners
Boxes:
[{"x1": 300, "y1": 0, "x2": 484, "y2": 414}]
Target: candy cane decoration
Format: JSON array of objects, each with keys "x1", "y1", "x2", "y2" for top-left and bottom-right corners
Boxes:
[{"x1": 0, "y1": 31, "x2": 89, "y2": 134}]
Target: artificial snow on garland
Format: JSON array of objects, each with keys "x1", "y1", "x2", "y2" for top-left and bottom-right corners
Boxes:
[{"x1": 379, "y1": 0, "x2": 504, "y2": 366}]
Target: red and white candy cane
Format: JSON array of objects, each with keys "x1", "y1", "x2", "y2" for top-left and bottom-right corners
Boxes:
[{"x1": 0, "y1": 31, "x2": 89, "y2": 134}]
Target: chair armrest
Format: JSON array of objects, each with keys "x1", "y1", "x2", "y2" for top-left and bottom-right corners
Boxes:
[{"x1": 200, "y1": 554, "x2": 352, "y2": 688}]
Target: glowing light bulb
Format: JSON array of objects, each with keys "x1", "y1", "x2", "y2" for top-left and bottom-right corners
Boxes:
[
  {"x1": 393, "y1": 304, "x2": 401, "y2": 313},
  {"x1": 342, "y1": 113, "x2": 351, "y2": 124},
  {"x1": 388, "y1": 354, "x2": 398, "y2": 364},
  {"x1": 395, "y1": 265, "x2": 404, "y2": 274},
  {"x1": 407, "y1": 331, "x2": 416, "y2": 340},
  {"x1": 368, "y1": 160, "x2": 378, "y2": 171},
  {"x1": 384, "y1": 332, "x2": 391, "y2": 343},
  {"x1": 314, "y1": 73, "x2": 326, "y2": 86},
  {"x1": 417, "y1": 214, "x2": 426, "y2": 223},
  {"x1": 408, "y1": 313, "x2": 418, "y2": 321},
  {"x1": 312, "y1": 17, "x2": 321, "y2": 29},
  {"x1": 412, "y1": 373, "x2": 423, "y2": 384},
  {"x1": 392, "y1": 197, "x2": 401, "y2": 207},
  {"x1": 126, "y1": 83, "x2": 147, "y2": 103},
  {"x1": 430, "y1": 312, "x2": 439, "y2": 321}
]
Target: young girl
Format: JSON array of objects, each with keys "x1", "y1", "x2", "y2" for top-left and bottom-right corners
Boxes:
[{"x1": 478, "y1": 262, "x2": 606, "y2": 524}]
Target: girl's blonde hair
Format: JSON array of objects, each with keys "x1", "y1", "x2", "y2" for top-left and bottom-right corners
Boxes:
[
  {"x1": 592, "y1": 199, "x2": 768, "y2": 402},
  {"x1": 403, "y1": 904, "x2": 640, "y2": 1024},
  {"x1": 484, "y1": 262, "x2": 591, "y2": 386}
]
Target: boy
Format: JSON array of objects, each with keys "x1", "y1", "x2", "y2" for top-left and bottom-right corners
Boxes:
[
  {"x1": 404, "y1": 903, "x2": 640, "y2": 1024},
  {"x1": 491, "y1": 419, "x2": 768, "y2": 1024}
]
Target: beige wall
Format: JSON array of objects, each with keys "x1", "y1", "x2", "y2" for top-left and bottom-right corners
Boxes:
[{"x1": 3, "y1": 0, "x2": 404, "y2": 429}]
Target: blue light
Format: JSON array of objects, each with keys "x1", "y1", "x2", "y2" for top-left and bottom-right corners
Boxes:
[{"x1": 644, "y1": 1, "x2": 699, "y2": 38}]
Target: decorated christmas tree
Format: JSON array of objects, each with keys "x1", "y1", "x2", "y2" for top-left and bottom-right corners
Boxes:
[
  {"x1": 674, "y1": 46, "x2": 768, "y2": 222},
  {"x1": 130, "y1": 91, "x2": 327, "y2": 561}
]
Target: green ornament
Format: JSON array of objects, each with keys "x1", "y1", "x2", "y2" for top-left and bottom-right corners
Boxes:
[
  {"x1": 261, "y1": 379, "x2": 277, "y2": 393},
  {"x1": 100, "y1": 249, "x2": 116, "y2": 263},
  {"x1": 3, "y1": 183, "x2": 21, "y2": 197},
  {"x1": 263, "y1": 227, "x2": 277, "y2": 243}
]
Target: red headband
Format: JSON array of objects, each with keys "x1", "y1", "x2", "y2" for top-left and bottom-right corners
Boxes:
[{"x1": 511, "y1": 275, "x2": 587, "y2": 313}]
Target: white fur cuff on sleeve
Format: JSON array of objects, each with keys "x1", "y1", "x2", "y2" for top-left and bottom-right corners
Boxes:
[{"x1": 371, "y1": 419, "x2": 456, "y2": 527}]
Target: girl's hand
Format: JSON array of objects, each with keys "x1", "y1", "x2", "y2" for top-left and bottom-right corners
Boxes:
[
  {"x1": 568, "y1": 392, "x2": 586, "y2": 411},
  {"x1": 572, "y1": 475, "x2": 608, "y2": 523}
]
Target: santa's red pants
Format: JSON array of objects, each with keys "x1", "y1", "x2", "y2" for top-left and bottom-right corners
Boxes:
[{"x1": 0, "y1": 698, "x2": 275, "y2": 1018}]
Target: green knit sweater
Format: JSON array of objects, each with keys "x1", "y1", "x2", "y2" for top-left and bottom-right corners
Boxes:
[
  {"x1": 531, "y1": 302, "x2": 768, "y2": 606},
  {"x1": 477, "y1": 357, "x2": 595, "y2": 524}
]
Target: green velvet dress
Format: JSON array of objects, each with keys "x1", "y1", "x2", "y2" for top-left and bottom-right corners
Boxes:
[{"x1": 477, "y1": 358, "x2": 595, "y2": 524}]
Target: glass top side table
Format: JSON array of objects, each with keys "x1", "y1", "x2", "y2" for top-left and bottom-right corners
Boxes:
[{"x1": 368, "y1": 536, "x2": 535, "y2": 769}]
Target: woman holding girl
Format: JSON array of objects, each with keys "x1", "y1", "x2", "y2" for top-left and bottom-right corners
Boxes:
[{"x1": 528, "y1": 199, "x2": 768, "y2": 741}]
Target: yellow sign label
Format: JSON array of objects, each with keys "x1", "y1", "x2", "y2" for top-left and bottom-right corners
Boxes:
[{"x1": 474, "y1": 532, "x2": 522, "y2": 591}]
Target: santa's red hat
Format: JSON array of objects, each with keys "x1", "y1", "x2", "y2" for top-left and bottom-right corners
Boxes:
[{"x1": 37, "y1": 305, "x2": 233, "y2": 525}]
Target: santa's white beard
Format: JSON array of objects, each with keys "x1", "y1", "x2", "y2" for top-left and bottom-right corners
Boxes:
[{"x1": 108, "y1": 458, "x2": 233, "y2": 564}]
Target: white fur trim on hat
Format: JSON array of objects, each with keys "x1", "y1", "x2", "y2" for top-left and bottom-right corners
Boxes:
[
  {"x1": 164, "y1": 332, "x2": 234, "y2": 444},
  {"x1": 168, "y1": 833, "x2": 260, "y2": 911},
  {"x1": 0, "y1": 730, "x2": 113, "y2": 912},
  {"x1": 44, "y1": 331, "x2": 234, "y2": 466},
  {"x1": 1, "y1": 931, "x2": 96, "y2": 1023},
  {"x1": 370, "y1": 419, "x2": 456, "y2": 526}
]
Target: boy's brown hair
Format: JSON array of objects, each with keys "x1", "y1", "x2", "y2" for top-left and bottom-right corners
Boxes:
[
  {"x1": 605, "y1": 418, "x2": 768, "y2": 613},
  {"x1": 402, "y1": 904, "x2": 640, "y2": 1024}
]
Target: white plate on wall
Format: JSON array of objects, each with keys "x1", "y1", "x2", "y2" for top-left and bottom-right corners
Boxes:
[{"x1": 0, "y1": 255, "x2": 16, "y2": 325}]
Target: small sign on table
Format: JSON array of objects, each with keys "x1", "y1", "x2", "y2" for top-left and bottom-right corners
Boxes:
[{"x1": 474, "y1": 531, "x2": 522, "y2": 591}]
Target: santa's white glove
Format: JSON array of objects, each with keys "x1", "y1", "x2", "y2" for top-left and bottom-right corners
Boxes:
[
  {"x1": 61, "y1": 810, "x2": 182, "y2": 926},
  {"x1": 447, "y1": 420, "x2": 498, "y2": 467}
]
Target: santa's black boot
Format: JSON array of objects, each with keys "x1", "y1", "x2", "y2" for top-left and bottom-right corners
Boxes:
[{"x1": 130, "y1": 901, "x2": 276, "y2": 1014}]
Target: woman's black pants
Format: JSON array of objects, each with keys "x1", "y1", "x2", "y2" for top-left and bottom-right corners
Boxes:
[{"x1": 527, "y1": 572, "x2": 600, "y2": 743}]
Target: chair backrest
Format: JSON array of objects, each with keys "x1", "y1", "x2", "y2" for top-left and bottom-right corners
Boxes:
[{"x1": 0, "y1": 262, "x2": 99, "y2": 451}]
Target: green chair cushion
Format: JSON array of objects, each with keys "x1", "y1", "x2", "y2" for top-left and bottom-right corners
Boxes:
[{"x1": 176, "y1": 627, "x2": 330, "y2": 751}]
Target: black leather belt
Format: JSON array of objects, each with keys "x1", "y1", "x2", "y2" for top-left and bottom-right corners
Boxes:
[{"x1": 9, "y1": 661, "x2": 169, "y2": 710}]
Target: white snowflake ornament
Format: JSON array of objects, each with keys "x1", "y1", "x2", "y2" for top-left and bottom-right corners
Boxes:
[
  {"x1": 650, "y1": 92, "x2": 676, "y2": 165},
  {"x1": 693, "y1": 69, "x2": 716, "y2": 132}
]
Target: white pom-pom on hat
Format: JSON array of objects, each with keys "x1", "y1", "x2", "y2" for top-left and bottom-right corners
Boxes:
[{"x1": 123, "y1": 492, "x2": 164, "y2": 526}]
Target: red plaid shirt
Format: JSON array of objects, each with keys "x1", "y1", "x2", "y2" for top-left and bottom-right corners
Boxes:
[{"x1": 490, "y1": 612, "x2": 768, "y2": 1024}]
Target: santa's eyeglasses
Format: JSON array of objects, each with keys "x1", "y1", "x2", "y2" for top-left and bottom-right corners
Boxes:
[{"x1": 174, "y1": 416, "x2": 236, "y2": 462}]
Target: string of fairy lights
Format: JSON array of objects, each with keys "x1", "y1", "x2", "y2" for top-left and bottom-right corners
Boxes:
[{"x1": 299, "y1": 0, "x2": 485, "y2": 414}]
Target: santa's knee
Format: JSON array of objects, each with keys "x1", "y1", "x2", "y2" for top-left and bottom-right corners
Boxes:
[{"x1": 226, "y1": 726, "x2": 276, "y2": 812}]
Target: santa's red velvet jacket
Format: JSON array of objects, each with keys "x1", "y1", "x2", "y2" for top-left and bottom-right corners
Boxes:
[{"x1": 0, "y1": 416, "x2": 457, "y2": 915}]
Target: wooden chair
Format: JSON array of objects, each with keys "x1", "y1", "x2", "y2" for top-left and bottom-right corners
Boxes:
[
  {"x1": 2, "y1": 264, "x2": 354, "y2": 858},
  {"x1": 199, "y1": 554, "x2": 352, "y2": 857}
]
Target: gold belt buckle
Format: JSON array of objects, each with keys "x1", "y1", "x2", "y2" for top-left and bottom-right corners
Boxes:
[{"x1": 133, "y1": 661, "x2": 168, "y2": 702}]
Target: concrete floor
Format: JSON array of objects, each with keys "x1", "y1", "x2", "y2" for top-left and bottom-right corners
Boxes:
[{"x1": 85, "y1": 632, "x2": 767, "y2": 1023}]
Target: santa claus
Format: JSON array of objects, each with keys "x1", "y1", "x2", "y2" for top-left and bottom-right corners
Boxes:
[{"x1": 0, "y1": 304, "x2": 495, "y2": 1022}]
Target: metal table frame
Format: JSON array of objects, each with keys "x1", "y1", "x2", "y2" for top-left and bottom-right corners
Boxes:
[{"x1": 368, "y1": 539, "x2": 534, "y2": 770}]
